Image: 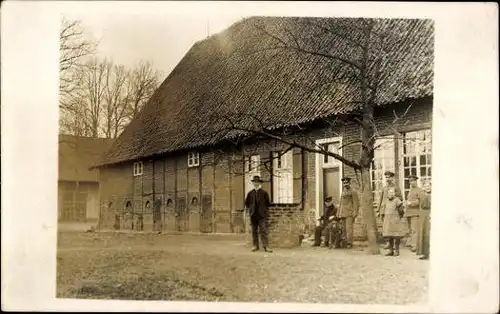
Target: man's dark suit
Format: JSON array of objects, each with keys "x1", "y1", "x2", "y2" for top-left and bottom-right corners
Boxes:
[
  {"x1": 244, "y1": 188, "x2": 271, "y2": 249},
  {"x1": 314, "y1": 204, "x2": 337, "y2": 246}
]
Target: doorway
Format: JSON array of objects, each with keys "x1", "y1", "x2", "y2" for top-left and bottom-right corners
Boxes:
[
  {"x1": 315, "y1": 137, "x2": 343, "y2": 223},
  {"x1": 175, "y1": 197, "x2": 188, "y2": 231},
  {"x1": 200, "y1": 195, "x2": 213, "y2": 233},
  {"x1": 153, "y1": 198, "x2": 162, "y2": 232},
  {"x1": 323, "y1": 168, "x2": 341, "y2": 204}
]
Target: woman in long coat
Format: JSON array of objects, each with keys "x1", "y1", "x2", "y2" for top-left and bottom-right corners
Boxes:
[
  {"x1": 381, "y1": 187, "x2": 406, "y2": 256},
  {"x1": 416, "y1": 181, "x2": 432, "y2": 260}
]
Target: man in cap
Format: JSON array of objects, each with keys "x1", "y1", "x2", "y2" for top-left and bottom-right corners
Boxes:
[
  {"x1": 404, "y1": 175, "x2": 422, "y2": 252},
  {"x1": 313, "y1": 196, "x2": 337, "y2": 247},
  {"x1": 376, "y1": 171, "x2": 403, "y2": 249},
  {"x1": 337, "y1": 177, "x2": 360, "y2": 248},
  {"x1": 244, "y1": 175, "x2": 273, "y2": 253}
]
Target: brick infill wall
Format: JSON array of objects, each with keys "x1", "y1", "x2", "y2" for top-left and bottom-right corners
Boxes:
[{"x1": 244, "y1": 204, "x2": 305, "y2": 248}]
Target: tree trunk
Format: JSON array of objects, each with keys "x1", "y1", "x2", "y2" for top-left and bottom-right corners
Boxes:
[
  {"x1": 92, "y1": 119, "x2": 99, "y2": 138},
  {"x1": 357, "y1": 21, "x2": 380, "y2": 254},
  {"x1": 360, "y1": 167, "x2": 379, "y2": 254}
]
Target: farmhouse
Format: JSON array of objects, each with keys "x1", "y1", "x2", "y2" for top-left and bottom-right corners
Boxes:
[
  {"x1": 93, "y1": 17, "x2": 433, "y2": 246},
  {"x1": 58, "y1": 134, "x2": 114, "y2": 222}
]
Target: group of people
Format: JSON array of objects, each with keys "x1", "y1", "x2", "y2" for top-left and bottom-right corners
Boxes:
[
  {"x1": 377, "y1": 171, "x2": 432, "y2": 259},
  {"x1": 313, "y1": 171, "x2": 431, "y2": 259},
  {"x1": 243, "y1": 171, "x2": 431, "y2": 259},
  {"x1": 313, "y1": 177, "x2": 359, "y2": 249}
]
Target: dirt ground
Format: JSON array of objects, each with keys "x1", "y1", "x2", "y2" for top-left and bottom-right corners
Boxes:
[{"x1": 56, "y1": 231, "x2": 429, "y2": 304}]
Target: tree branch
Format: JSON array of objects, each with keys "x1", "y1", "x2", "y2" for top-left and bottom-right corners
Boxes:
[
  {"x1": 255, "y1": 24, "x2": 363, "y2": 72},
  {"x1": 228, "y1": 124, "x2": 360, "y2": 169}
]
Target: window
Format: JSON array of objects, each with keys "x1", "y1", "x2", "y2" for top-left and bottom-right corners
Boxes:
[
  {"x1": 272, "y1": 151, "x2": 292, "y2": 169},
  {"x1": 191, "y1": 197, "x2": 198, "y2": 206},
  {"x1": 272, "y1": 150, "x2": 294, "y2": 203},
  {"x1": 245, "y1": 154, "x2": 261, "y2": 196},
  {"x1": 188, "y1": 152, "x2": 200, "y2": 167},
  {"x1": 133, "y1": 161, "x2": 143, "y2": 176},
  {"x1": 246, "y1": 155, "x2": 260, "y2": 172},
  {"x1": 401, "y1": 129, "x2": 432, "y2": 198},
  {"x1": 321, "y1": 142, "x2": 341, "y2": 167},
  {"x1": 370, "y1": 136, "x2": 396, "y2": 207}
]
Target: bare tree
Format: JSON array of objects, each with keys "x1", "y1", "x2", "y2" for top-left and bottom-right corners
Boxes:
[
  {"x1": 195, "y1": 18, "x2": 432, "y2": 254},
  {"x1": 59, "y1": 17, "x2": 97, "y2": 109},
  {"x1": 68, "y1": 57, "x2": 108, "y2": 138},
  {"x1": 125, "y1": 60, "x2": 163, "y2": 119},
  {"x1": 61, "y1": 58, "x2": 163, "y2": 139},
  {"x1": 102, "y1": 61, "x2": 129, "y2": 138}
]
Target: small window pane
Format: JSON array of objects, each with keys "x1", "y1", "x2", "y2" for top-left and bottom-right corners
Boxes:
[
  {"x1": 420, "y1": 155, "x2": 426, "y2": 165},
  {"x1": 420, "y1": 167, "x2": 427, "y2": 176},
  {"x1": 404, "y1": 168, "x2": 410, "y2": 177},
  {"x1": 409, "y1": 156, "x2": 416, "y2": 166},
  {"x1": 403, "y1": 157, "x2": 409, "y2": 167},
  {"x1": 322, "y1": 144, "x2": 328, "y2": 163}
]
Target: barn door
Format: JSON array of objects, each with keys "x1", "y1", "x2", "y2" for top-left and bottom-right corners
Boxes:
[
  {"x1": 200, "y1": 195, "x2": 213, "y2": 233},
  {"x1": 153, "y1": 198, "x2": 163, "y2": 232},
  {"x1": 74, "y1": 192, "x2": 87, "y2": 222},
  {"x1": 176, "y1": 197, "x2": 187, "y2": 231}
]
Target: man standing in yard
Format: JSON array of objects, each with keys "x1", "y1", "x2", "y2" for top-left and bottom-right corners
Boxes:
[
  {"x1": 337, "y1": 177, "x2": 359, "y2": 249},
  {"x1": 376, "y1": 171, "x2": 403, "y2": 249},
  {"x1": 404, "y1": 175, "x2": 422, "y2": 252},
  {"x1": 244, "y1": 175, "x2": 273, "y2": 253}
]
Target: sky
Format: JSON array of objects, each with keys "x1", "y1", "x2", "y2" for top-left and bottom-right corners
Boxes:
[{"x1": 62, "y1": 2, "x2": 246, "y2": 77}]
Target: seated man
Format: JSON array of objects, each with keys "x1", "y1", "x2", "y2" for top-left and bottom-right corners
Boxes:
[
  {"x1": 325, "y1": 216, "x2": 345, "y2": 249},
  {"x1": 313, "y1": 196, "x2": 337, "y2": 247}
]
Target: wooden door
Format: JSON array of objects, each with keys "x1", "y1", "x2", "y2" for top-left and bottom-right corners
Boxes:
[
  {"x1": 74, "y1": 192, "x2": 87, "y2": 222},
  {"x1": 153, "y1": 198, "x2": 163, "y2": 231},
  {"x1": 200, "y1": 195, "x2": 213, "y2": 233},
  {"x1": 176, "y1": 197, "x2": 187, "y2": 231},
  {"x1": 323, "y1": 168, "x2": 340, "y2": 204}
]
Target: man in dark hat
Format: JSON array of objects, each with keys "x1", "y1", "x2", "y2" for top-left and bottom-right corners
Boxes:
[
  {"x1": 337, "y1": 177, "x2": 359, "y2": 248},
  {"x1": 404, "y1": 175, "x2": 422, "y2": 252},
  {"x1": 244, "y1": 175, "x2": 272, "y2": 252},
  {"x1": 376, "y1": 170, "x2": 403, "y2": 249},
  {"x1": 313, "y1": 196, "x2": 337, "y2": 247}
]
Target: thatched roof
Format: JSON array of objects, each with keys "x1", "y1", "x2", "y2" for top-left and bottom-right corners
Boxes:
[
  {"x1": 59, "y1": 135, "x2": 114, "y2": 182},
  {"x1": 95, "y1": 16, "x2": 434, "y2": 168}
]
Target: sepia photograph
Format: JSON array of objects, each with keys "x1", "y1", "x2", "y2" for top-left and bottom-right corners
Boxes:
[
  {"x1": 57, "y1": 9, "x2": 434, "y2": 305},
  {"x1": 1, "y1": 1, "x2": 498, "y2": 313}
]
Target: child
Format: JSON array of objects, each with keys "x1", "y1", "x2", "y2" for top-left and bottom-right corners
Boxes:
[{"x1": 381, "y1": 187, "x2": 406, "y2": 256}]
